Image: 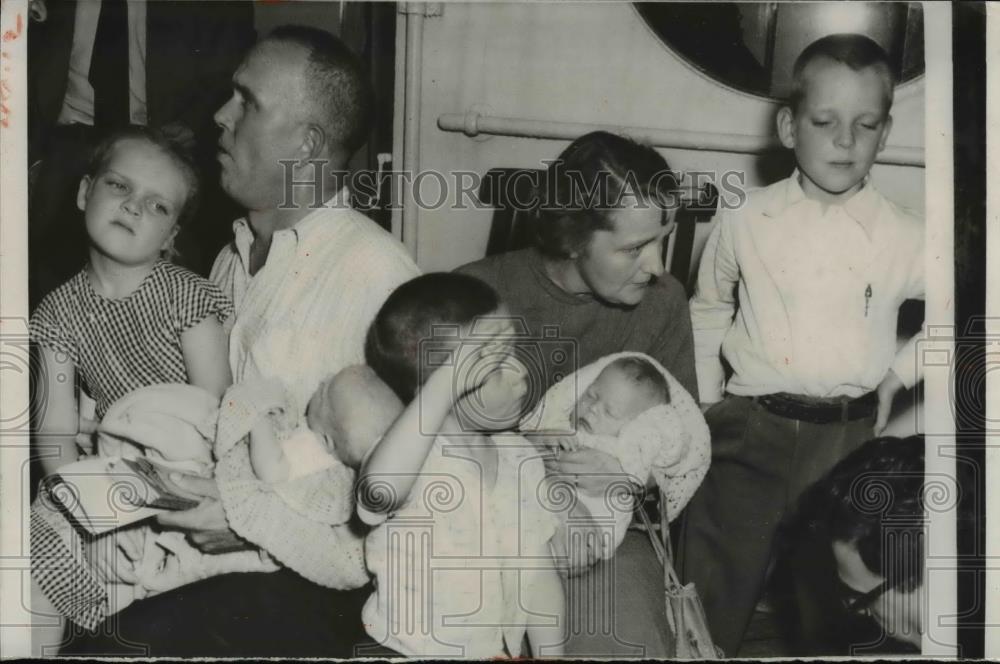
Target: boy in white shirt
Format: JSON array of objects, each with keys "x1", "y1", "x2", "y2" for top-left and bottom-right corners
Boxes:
[{"x1": 679, "y1": 33, "x2": 924, "y2": 656}]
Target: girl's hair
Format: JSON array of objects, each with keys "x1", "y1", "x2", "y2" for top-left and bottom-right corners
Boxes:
[
  {"x1": 534, "y1": 131, "x2": 680, "y2": 259},
  {"x1": 365, "y1": 273, "x2": 501, "y2": 404},
  {"x1": 85, "y1": 125, "x2": 202, "y2": 230}
]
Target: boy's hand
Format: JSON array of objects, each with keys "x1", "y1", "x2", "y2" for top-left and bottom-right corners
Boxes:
[
  {"x1": 449, "y1": 316, "x2": 517, "y2": 396},
  {"x1": 874, "y1": 369, "x2": 904, "y2": 435}
]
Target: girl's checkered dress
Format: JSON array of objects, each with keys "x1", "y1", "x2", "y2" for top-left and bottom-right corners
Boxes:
[
  {"x1": 29, "y1": 260, "x2": 232, "y2": 629},
  {"x1": 30, "y1": 260, "x2": 233, "y2": 418}
]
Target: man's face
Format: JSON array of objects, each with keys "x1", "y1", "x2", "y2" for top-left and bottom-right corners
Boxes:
[
  {"x1": 833, "y1": 539, "x2": 923, "y2": 649},
  {"x1": 214, "y1": 40, "x2": 311, "y2": 210},
  {"x1": 777, "y1": 59, "x2": 893, "y2": 205}
]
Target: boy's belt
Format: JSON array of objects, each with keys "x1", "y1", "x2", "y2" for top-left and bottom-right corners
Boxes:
[{"x1": 753, "y1": 391, "x2": 878, "y2": 425}]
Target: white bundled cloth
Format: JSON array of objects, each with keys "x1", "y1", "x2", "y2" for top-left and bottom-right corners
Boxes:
[
  {"x1": 92, "y1": 384, "x2": 278, "y2": 614},
  {"x1": 520, "y1": 352, "x2": 711, "y2": 558}
]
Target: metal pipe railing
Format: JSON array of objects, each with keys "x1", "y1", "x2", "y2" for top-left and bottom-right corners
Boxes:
[{"x1": 438, "y1": 110, "x2": 925, "y2": 167}]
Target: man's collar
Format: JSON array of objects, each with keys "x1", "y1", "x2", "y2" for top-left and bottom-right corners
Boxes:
[
  {"x1": 230, "y1": 188, "x2": 352, "y2": 269},
  {"x1": 230, "y1": 187, "x2": 352, "y2": 243},
  {"x1": 763, "y1": 170, "x2": 881, "y2": 233}
]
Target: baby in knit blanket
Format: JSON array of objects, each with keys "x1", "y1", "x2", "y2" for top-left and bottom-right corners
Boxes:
[
  {"x1": 217, "y1": 365, "x2": 403, "y2": 523},
  {"x1": 523, "y1": 352, "x2": 711, "y2": 561}
]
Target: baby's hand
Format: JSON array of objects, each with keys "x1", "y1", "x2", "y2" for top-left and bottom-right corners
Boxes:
[{"x1": 555, "y1": 435, "x2": 582, "y2": 453}]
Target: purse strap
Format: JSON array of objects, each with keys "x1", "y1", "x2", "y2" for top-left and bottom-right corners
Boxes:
[{"x1": 637, "y1": 490, "x2": 682, "y2": 588}]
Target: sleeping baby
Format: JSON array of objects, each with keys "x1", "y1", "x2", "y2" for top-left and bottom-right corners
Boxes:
[
  {"x1": 216, "y1": 365, "x2": 404, "y2": 523},
  {"x1": 523, "y1": 352, "x2": 710, "y2": 562}
]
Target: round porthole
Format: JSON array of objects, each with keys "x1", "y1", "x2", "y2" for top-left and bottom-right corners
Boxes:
[{"x1": 634, "y1": 2, "x2": 924, "y2": 101}]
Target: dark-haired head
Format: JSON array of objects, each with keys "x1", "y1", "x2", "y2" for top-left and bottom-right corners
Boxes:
[
  {"x1": 262, "y1": 25, "x2": 374, "y2": 159},
  {"x1": 811, "y1": 435, "x2": 924, "y2": 591},
  {"x1": 85, "y1": 125, "x2": 201, "y2": 229},
  {"x1": 365, "y1": 273, "x2": 501, "y2": 403},
  {"x1": 788, "y1": 33, "x2": 896, "y2": 116},
  {"x1": 534, "y1": 131, "x2": 680, "y2": 259}
]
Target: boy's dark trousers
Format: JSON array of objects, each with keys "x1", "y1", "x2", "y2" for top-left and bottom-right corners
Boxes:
[{"x1": 676, "y1": 394, "x2": 877, "y2": 657}]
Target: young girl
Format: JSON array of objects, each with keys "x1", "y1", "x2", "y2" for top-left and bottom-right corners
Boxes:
[
  {"x1": 31, "y1": 126, "x2": 232, "y2": 476},
  {"x1": 357, "y1": 273, "x2": 566, "y2": 658},
  {"x1": 29, "y1": 127, "x2": 234, "y2": 633}
]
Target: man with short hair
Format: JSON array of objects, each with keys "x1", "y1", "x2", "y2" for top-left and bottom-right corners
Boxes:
[{"x1": 60, "y1": 26, "x2": 419, "y2": 657}]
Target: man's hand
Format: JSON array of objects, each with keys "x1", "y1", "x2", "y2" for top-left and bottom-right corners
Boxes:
[
  {"x1": 156, "y1": 474, "x2": 248, "y2": 553},
  {"x1": 874, "y1": 369, "x2": 904, "y2": 435},
  {"x1": 83, "y1": 533, "x2": 140, "y2": 586},
  {"x1": 544, "y1": 447, "x2": 626, "y2": 496}
]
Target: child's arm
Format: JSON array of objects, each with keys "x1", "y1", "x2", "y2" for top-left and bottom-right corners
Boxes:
[
  {"x1": 876, "y1": 237, "x2": 926, "y2": 434},
  {"x1": 181, "y1": 316, "x2": 232, "y2": 398},
  {"x1": 688, "y1": 211, "x2": 739, "y2": 406},
  {"x1": 357, "y1": 365, "x2": 455, "y2": 517},
  {"x1": 358, "y1": 318, "x2": 512, "y2": 517},
  {"x1": 248, "y1": 417, "x2": 290, "y2": 483},
  {"x1": 36, "y1": 347, "x2": 80, "y2": 476},
  {"x1": 525, "y1": 540, "x2": 567, "y2": 657}
]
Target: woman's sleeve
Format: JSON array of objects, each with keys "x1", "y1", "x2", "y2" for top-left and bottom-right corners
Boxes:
[{"x1": 647, "y1": 281, "x2": 699, "y2": 401}]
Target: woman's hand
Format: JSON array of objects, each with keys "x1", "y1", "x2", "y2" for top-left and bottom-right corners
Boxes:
[
  {"x1": 544, "y1": 447, "x2": 626, "y2": 496},
  {"x1": 156, "y1": 474, "x2": 249, "y2": 553},
  {"x1": 549, "y1": 501, "x2": 605, "y2": 576}
]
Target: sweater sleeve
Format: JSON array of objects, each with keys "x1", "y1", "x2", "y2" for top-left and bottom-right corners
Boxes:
[{"x1": 646, "y1": 278, "x2": 699, "y2": 402}]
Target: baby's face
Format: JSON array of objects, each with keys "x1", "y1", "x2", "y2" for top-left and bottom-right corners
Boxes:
[{"x1": 574, "y1": 366, "x2": 653, "y2": 437}]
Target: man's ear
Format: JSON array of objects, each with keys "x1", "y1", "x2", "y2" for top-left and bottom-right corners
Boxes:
[
  {"x1": 299, "y1": 123, "x2": 327, "y2": 163},
  {"x1": 877, "y1": 114, "x2": 893, "y2": 153},
  {"x1": 76, "y1": 176, "x2": 93, "y2": 212},
  {"x1": 776, "y1": 106, "x2": 796, "y2": 150}
]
